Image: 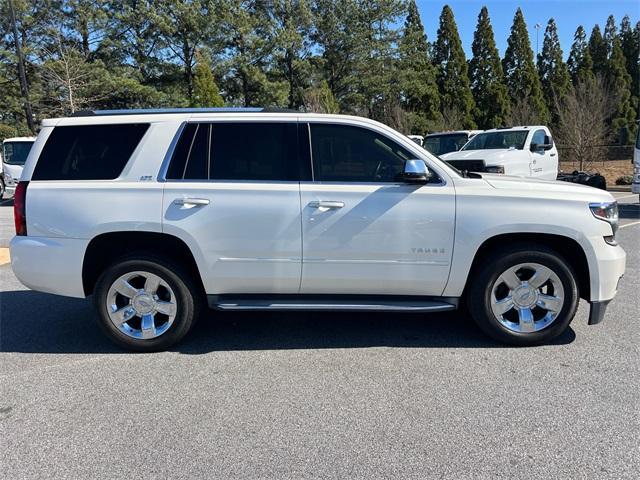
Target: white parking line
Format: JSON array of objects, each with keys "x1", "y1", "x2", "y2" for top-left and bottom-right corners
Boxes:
[
  {"x1": 612, "y1": 194, "x2": 638, "y2": 201},
  {"x1": 620, "y1": 221, "x2": 640, "y2": 229}
]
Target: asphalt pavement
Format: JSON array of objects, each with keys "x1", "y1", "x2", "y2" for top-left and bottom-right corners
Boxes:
[{"x1": 1, "y1": 193, "x2": 638, "y2": 479}]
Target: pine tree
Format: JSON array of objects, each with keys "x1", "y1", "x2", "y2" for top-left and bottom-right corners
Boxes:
[
  {"x1": 620, "y1": 16, "x2": 639, "y2": 118},
  {"x1": 567, "y1": 26, "x2": 595, "y2": 84},
  {"x1": 311, "y1": 0, "x2": 362, "y2": 111},
  {"x1": 353, "y1": 0, "x2": 405, "y2": 124},
  {"x1": 604, "y1": 15, "x2": 618, "y2": 58},
  {"x1": 502, "y1": 8, "x2": 548, "y2": 124},
  {"x1": 155, "y1": 0, "x2": 222, "y2": 101},
  {"x1": 608, "y1": 37, "x2": 636, "y2": 143},
  {"x1": 537, "y1": 18, "x2": 571, "y2": 125},
  {"x1": 398, "y1": 0, "x2": 441, "y2": 133},
  {"x1": 221, "y1": 1, "x2": 288, "y2": 107},
  {"x1": 273, "y1": 0, "x2": 313, "y2": 110},
  {"x1": 191, "y1": 50, "x2": 224, "y2": 107},
  {"x1": 589, "y1": 25, "x2": 608, "y2": 77},
  {"x1": 468, "y1": 6, "x2": 509, "y2": 128},
  {"x1": 432, "y1": 5, "x2": 475, "y2": 129}
]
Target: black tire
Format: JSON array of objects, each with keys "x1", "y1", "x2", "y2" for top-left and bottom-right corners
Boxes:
[
  {"x1": 93, "y1": 255, "x2": 201, "y2": 352},
  {"x1": 0, "y1": 177, "x2": 5, "y2": 199},
  {"x1": 467, "y1": 243, "x2": 579, "y2": 346}
]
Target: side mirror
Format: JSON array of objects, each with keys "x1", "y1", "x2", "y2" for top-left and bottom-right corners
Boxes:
[
  {"x1": 402, "y1": 159, "x2": 432, "y2": 183},
  {"x1": 531, "y1": 135, "x2": 554, "y2": 152}
]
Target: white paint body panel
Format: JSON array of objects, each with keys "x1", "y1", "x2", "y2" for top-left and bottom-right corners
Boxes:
[
  {"x1": 11, "y1": 112, "x2": 625, "y2": 306},
  {"x1": 162, "y1": 182, "x2": 302, "y2": 294},
  {"x1": 299, "y1": 182, "x2": 455, "y2": 295}
]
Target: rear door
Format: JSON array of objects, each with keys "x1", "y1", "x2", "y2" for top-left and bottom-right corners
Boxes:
[
  {"x1": 162, "y1": 121, "x2": 303, "y2": 295},
  {"x1": 299, "y1": 122, "x2": 455, "y2": 296}
]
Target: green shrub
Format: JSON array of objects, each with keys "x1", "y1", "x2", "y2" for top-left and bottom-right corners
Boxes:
[{"x1": 615, "y1": 175, "x2": 633, "y2": 185}]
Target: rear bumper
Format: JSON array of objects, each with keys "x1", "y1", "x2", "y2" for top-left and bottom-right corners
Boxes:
[{"x1": 10, "y1": 236, "x2": 88, "y2": 298}]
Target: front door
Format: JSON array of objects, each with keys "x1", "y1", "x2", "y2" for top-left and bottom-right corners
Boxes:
[
  {"x1": 300, "y1": 122, "x2": 456, "y2": 296},
  {"x1": 529, "y1": 128, "x2": 556, "y2": 179},
  {"x1": 162, "y1": 121, "x2": 303, "y2": 295}
]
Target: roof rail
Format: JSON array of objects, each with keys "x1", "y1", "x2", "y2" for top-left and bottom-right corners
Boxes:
[{"x1": 70, "y1": 107, "x2": 299, "y2": 117}]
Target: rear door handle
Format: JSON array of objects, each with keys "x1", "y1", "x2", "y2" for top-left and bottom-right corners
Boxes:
[
  {"x1": 308, "y1": 200, "x2": 345, "y2": 209},
  {"x1": 174, "y1": 197, "x2": 210, "y2": 207}
]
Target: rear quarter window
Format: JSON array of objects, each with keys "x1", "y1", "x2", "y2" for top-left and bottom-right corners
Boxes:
[{"x1": 32, "y1": 124, "x2": 149, "y2": 180}]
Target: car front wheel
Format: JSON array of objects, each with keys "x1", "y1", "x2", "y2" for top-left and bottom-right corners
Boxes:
[
  {"x1": 467, "y1": 244, "x2": 579, "y2": 346},
  {"x1": 93, "y1": 256, "x2": 200, "y2": 351}
]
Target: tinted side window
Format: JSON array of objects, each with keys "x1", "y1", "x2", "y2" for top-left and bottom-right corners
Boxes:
[
  {"x1": 310, "y1": 124, "x2": 412, "y2": 182},
  {"x1": 166, "y1": 123, "x2": 210, "y2": 180},
  {"x1": 33, "y1": 124, "x2": 148, "y2": 180},
  {"x1": 210, "y1": 123, "x2": 298, "y2": 181},
  {"x1": 532, "y1": 129, "x2": 546, "y2": 146}
]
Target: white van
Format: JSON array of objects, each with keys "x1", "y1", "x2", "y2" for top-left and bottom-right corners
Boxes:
[
  {"x1": 441, "y1": 126, "x2": 558, "y2": 180},
  {"x1": 1, "y1": 136, "x2": 36, "y2": 198}
]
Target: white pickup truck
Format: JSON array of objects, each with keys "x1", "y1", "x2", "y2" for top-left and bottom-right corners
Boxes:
[{"x1": 441, "y1": 126, "x2": 558, "y2": 180}]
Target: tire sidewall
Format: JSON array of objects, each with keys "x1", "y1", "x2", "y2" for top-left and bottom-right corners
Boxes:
[
  {"x1": 93, "y1": 257, "x2": 197, "y2": 352},
  {"x1": 471, "y1": 248, "x2": 579, "y2": 345}
]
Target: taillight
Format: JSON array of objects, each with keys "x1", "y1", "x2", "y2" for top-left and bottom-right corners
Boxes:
[{"x1": 14, "y1": 181, "x2": 28, "y2": 236}]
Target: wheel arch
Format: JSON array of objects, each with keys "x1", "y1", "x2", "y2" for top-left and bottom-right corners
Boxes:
[
  {"x1": 461, "y1": 232, "x2": 591, "y2": 301},
  {"x1": 82, "y1": 231, "x2": 205, "y2": 297}
]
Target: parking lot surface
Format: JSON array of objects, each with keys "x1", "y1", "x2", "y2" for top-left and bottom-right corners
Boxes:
[{"x1": 1, "y1": 194, "x2": 638, "y2": 479}]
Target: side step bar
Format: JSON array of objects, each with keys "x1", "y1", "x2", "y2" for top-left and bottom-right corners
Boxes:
[{"x1": 208, "y1": 295, "x2": 458, "y2": 312}]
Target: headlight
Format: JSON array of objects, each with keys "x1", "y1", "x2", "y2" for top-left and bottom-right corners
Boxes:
[
  {"x1": 589, "y1": 201, "x2": 619, "y2": 242},
  {"x1": 485, "y1": 166, "x2": 505, "y2": 174}
]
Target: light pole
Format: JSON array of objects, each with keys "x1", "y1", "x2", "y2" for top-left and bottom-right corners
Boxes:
[{"x1": 534, "y1": 23, "x2": 542, "y2": 58}]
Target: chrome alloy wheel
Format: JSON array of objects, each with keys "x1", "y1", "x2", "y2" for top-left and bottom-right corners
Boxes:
[
  {"x1": 490, "y1": 263, "x2": 565, "y2": 333},
  {"x1": 106, "y1": 271, "x2": 177, "y2": 340}
]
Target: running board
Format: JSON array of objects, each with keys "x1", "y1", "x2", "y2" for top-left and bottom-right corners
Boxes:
[{"x1": 208, "y1": 295, "x2": 458, "y2": 312}]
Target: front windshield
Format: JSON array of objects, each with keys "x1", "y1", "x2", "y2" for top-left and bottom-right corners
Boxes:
[
  {"x1": 424, "y1": 133, "x2": 469, "y2": 155},
  {"x1": 462, "y1": 131, "x2": 528, "y2": 151},
  {"x1": 3, "y1": 141, "x2": 34, "y2": 165}
]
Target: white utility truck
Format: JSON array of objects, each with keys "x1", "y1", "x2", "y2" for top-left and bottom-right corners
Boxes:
[{"x1": 441, "y1": 126, "x2": 558, "y2": 180}]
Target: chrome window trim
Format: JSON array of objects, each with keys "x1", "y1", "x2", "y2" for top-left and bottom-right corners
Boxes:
[{"x1": 157, "y1": 121, "x2": 187, "y2": 182}]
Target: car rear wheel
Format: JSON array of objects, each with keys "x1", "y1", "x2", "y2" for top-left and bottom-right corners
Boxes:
[
  {"x1": 467, "y1": 244, "x2": 579, "y2": 345},
  {"x1": 93, "y1": 256, "x2": 200, "y2": 351}
]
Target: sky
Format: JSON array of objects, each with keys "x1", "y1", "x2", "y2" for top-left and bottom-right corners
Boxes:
[{"x1": 416, "y1": 0, "x2": 640, "y2": 59}]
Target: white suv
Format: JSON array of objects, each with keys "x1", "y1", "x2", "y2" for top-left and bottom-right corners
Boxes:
[{"x1": 10, "y1": 108, "x2": 625, "y2": 351}]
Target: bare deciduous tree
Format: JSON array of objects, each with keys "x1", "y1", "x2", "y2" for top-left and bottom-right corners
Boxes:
[
  {"x1": 554, "y1": 76, "x2": 617, "y2": 170},
  {"x1": 40, "y1": 39, "x2": 108, "y2": 114},
  {"x1": 441, "y1": 105, "x2": 464, "y2": 131},
  {"x1": 505, "y1": 94, "x2": 543, "y2": 126}
]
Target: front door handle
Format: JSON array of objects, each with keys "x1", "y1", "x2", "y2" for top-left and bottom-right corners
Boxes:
[
  {"x1": 308, "y1": 200, "x2": 345, "y2": 209},
  {"x1": 174, "y1": 197, "x2": 210, "y2": 207}
]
